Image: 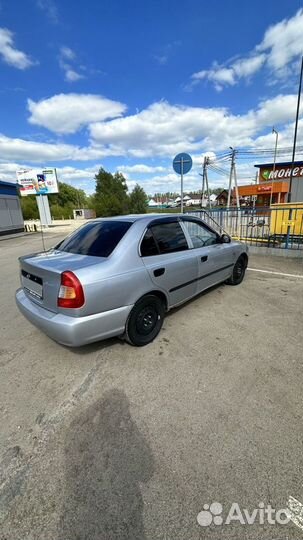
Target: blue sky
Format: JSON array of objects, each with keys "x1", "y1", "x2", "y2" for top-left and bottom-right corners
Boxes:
[{"x1": 1, "y1": 0, "x2": 303, "y2": 194}]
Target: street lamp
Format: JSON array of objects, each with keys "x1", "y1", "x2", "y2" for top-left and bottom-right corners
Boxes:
[{"x1": 269, "y1": 127, "x2": 278, "y2": 207}]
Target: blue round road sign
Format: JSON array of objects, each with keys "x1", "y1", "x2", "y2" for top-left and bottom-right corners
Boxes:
[{"x1": 173, "y1": 153, "x2": 193, "y2": 175}]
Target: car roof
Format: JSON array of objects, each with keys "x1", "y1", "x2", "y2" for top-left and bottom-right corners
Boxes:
[
  {"x1": 91, "y1": 213, "x2": 183, "y2": 224},
  {"x1": 88, "y1": 213, "x2": 220, "y2": 236}
]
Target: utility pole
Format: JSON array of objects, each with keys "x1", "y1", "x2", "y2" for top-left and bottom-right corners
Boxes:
[
  {"x1": 270, "y1": 127, "x2": 279, "y2": 207},
  {"x1": 200, "y1": 157, "x2": 207, "y2": 208},
  {"x1": 200, "y1": 156, "x2": 212, "y2": 208},
  {"x1": 234, "y1": 159, "x2": 239, "y2": 208},
  {"x1": 227, "y1": 148, "x2": 239, "y2": 208},
  {"x1": 286, "y1": 55, "x2": 303, "y2": 248},
  {"x1": 205, "y1": 157, "x2": 211, "y2": 208}
]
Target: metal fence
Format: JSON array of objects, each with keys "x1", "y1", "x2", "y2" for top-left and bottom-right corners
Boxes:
[{"x1": 187, "y1": 206, "x2": 303, "y2": 250}]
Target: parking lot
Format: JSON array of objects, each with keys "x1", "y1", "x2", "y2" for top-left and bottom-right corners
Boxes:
[{"x1": 1, "y1": 232, "x2": 303, "y2": 540}]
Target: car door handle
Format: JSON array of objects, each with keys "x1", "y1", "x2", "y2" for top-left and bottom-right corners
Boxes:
[
  {"x1": 200, "y1": 256, "x2": 208, "y2": 262},
  {"x1": 153, "y1": 267, "x2": 165, "y2": 277}
]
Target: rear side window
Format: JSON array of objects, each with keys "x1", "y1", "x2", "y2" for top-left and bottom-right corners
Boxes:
[
  {"x1": 150, "y1": 221, "x2": 188, "y2": 254},
  {"x1": 56, "y1": 221, "x2": 132, "y2": 257},
  {"x1": 141, "y1": 229, "x2": 159, "y2": 256}
]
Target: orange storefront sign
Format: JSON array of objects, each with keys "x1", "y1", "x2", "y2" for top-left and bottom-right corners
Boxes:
[{"x1": 238, "y1": 181, "x2": 289, "y2": 197}]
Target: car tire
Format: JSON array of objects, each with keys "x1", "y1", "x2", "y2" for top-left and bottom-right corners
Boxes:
[
  {"x1": 125, "y1": 294, "x2": 165, "y2": 346},
  {"x1": 226, "y1": 255, "x2": 247, "y2": 286}
]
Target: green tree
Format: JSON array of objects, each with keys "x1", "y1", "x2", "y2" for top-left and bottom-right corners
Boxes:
[
  {"x1": 210, "y1": 187, "x2": 225, "y2": 196},
  {"x1": 129, "y1": 184, "x2": 148, "y2": 214},
  {"x1": 20, "y1": 195, "x2": 39, "y2": 220},
  {"x1": 19, "y1": 182, "x2": 89, "y2": 220},
  {"x1": 51, "y1": 182, "x2": 87, "y2": 208},
  {"x1": 49, "y1": 182, "x2": 88, "y2": 219},
  {"x1": 94, "y1": 168, "x2": 129, "y2": 217}
]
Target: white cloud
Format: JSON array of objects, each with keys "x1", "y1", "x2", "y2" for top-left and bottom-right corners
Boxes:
[
  {"x1": 253, "y1": 117, "x2": 303, "y2": 150},
  {"x1": 89, "y1": 95, "x2": 300, "y2": 158},
  {"x1": 64, "y1": 68, "x2": 84, "y2": 82},
  {"x1": 0, "y1": 28, "x2": 35, "y2": 69},
  {"x1": 125, "y1": 170, "x2": 229, "y2": 196},
  {"x1": 90, "y1": 101, "x2": 221, "y2": 157},
  {"x1": 191, "y1": 152, "x2": 217, "y2": 166},
  {"x1": 0, "y1": 133, "x2": 103, "y2": 162},
  {"x1": 27, "y1": 93, "x2": 127, "y2": 134},
  {"x1": 0, "y1": 162, "x2": 24, "y2": 183},
  {"x1": 253, "y1": 94, "x2": 298, "y2": 126},
  {"x1": 152, "y1": 41, "x2": 181, "y2": 66},
  {"x1": 257, "y1": 9, "x2": 303, "y2": 76},
  {"x1": 60, "y1": 46, "x2": 76, "y2": 61},
  {"x1": 55, "y1": 165, "x2": 99, "y2": 193},
  {"x1": 36, "y1": 0, "x2": 58, "y2": 23},
  {"x1": 191, "y1": 9, "x2": 303, "y2": 89},
  {"x1": 153, "y1": 55, "x2": 168, "y2": 65},
  {"x1": 58, "y1": 46, "x2": 84, "y2": 82},
  {"x1": 192, "y1": 65, "x2": 236, "y2": 89},
  {"x1": 192, "y1": 54, "x2": 267, "y2": 91},
  {"x1": 117, "y1": 164, "x2": 167, "y2": 174},
  {"x1": 0, "y1": 92, "x2": 302, "y2": 189},
  {"x1": 233, "y1": 55, "x2": 267, "y2": 78}
]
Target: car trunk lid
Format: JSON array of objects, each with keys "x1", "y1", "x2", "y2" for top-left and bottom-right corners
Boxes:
[{"x1": 19, "y1": 250, "x2": 103, "y2": 313}]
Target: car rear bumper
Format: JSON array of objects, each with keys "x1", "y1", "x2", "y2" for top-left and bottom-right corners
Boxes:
[{"x1": 16, "y1": 288, "x2": 133, "y2": 347}]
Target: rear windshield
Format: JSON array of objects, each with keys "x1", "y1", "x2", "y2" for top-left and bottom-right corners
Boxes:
[{"x1": 55, "y1": 221, "x2": 132, "y2": 257}]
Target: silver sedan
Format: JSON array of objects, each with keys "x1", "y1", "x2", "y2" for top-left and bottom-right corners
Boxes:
[{"x1": 16, "y1": 214, "x2": 248, "y2": 347}]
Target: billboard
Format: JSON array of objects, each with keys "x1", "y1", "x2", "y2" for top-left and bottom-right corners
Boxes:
[{"x1": 17, "y1": 168, "x2": 59, "y2": 196}]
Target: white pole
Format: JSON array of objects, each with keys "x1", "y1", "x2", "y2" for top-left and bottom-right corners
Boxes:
[
  {"x1": 234, "y1": 161, "x2": 239, "y2": 208},
  {"x1": 205, "y1": 162, "x2": 211, "y2": 208},
  {"x1": 227, "y1": 149, "x2": 235, "y2": 207}
]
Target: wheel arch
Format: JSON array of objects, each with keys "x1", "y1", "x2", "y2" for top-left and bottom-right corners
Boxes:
[
  {"x1": 240, "y1": 252, "x2": 248, "y2": 268},
  {"x1": 134, "y1": 289, "x2": 168, "y2": 311}
]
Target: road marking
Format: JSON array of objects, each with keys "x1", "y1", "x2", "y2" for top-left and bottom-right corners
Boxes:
[
  {"x1": 248, "y1": 268, "x2": 303, "y2": 279},
  {"x1": 287, "y1": 495, "x2": 303, "y2": 530}
]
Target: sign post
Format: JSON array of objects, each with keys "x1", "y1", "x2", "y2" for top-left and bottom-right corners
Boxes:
[
  {"x1": 173, "y1": 153, "x2": 193, "y2": 213},
  {"x1": 36, "y1": 195, "x2": 52, "y2": 226}
]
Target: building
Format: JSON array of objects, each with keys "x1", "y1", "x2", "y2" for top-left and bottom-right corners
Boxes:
[
  {"x1": 0, "y1": 181, "x2": 24, "y2": 236},
  {"x1": 148, "y1": 198, "x2": 159, "y2": 208},
  {"x1": 216, "y1": 189, "x2": 229, "y2": 206},
  {"x1": 237, "y1": 161, "x2": 303, "y2": 206},
  {"x1": 73, "y1": 208, "x2": 96, "y2": 219},
  {"x1": 148, "y1": 197, "x2": 171, "y2": 207},
  {"x1": 175, "y1": 195, "x2": 192, "y2": 204}
]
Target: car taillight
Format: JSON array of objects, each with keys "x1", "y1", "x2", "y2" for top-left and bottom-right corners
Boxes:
[{"x1": 58, "y1": 271, "x2": 85, "y2": 308}]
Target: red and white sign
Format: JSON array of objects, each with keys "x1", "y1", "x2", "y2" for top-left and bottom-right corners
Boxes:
[{"x1": 257, "y1": 185, "x2": 272, "y2": 192}]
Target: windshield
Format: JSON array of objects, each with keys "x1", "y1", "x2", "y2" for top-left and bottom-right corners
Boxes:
[{"x1": 55, "y1": 221, "x2": 132, "y2": 257}]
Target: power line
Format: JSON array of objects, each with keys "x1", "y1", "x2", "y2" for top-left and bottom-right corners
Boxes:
[{"x1": 209, "y1": 164, "x2": 230, "y2": 174}]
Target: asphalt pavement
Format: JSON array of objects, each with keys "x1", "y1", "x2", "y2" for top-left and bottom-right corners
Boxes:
[{"x1": 0, "y1": 232, "x2": 303, "y2": 540}]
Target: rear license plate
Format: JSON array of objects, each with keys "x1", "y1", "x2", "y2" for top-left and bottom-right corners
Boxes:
[{"x1": 21, "y1": 271, "x2": 43, "y2": 300}]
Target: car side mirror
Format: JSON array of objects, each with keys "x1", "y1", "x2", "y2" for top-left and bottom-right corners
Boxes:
[{"x1": 220, "y1": 234, "x2": 231, "y2": 243}]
